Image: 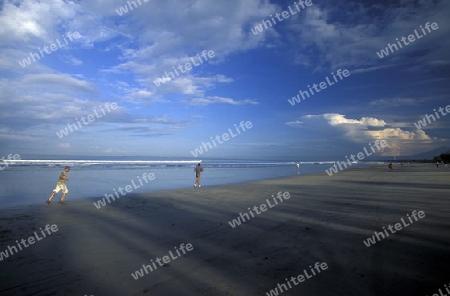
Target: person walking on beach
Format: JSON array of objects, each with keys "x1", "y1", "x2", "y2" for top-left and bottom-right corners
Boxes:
[
  {"x1": 296, "y1": 163, "x2": 301, "y2": 174},
  {"x1": 47, "y1": 166, "x2": 70, "y2": 203},
  {"x1": 194, "y1": 163, "x2": 203, "y2": 187}
]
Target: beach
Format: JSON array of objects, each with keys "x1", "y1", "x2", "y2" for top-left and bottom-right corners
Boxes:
[{"x1": 0, "y1": 164, "x2": 449, "y2": 296}]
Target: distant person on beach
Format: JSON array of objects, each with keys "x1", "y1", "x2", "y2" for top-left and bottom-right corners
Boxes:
[
  {"x1": 296, "y1": 163, "x2": 300, "y2": 174},
  {"x1": 388, "y1": 163, "x2": 393, "y2": 171},
  {"x1": 194, "y1": 163, "x2": 203, "y2": 187},
  {"x1": 47, "y1": 166, "x2": 70, "y2": 203},
  {"x1": 436, "y1": 161, "x2": 439, "y2": 168}
]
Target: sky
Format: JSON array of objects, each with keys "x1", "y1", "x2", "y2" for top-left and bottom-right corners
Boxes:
[{"x1": 0, "y1": 0, "x2": 449, "y2": 160}]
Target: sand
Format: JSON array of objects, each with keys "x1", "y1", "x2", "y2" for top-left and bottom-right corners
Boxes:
[{"x1": 0, "y1": 164, "x2": 449, "y2": 296}]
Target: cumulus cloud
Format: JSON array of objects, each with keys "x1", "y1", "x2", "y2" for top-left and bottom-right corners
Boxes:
[
  {"x1": 323, "y1": 114, "x2": 387, "y2": 127},
  {"x1": 1, "y1": 0, "x2": 267, "y2": 104},
  {"x1": 291, "y1": 113, "x2": 438, "y2": 156}
]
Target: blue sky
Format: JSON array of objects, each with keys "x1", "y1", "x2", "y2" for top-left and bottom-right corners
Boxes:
[{"x1": 0, "y1": 0, "x2": 449, "y2": 160}]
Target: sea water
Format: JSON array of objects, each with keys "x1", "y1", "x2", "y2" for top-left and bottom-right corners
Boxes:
[{"x1": 0, "y1": 157, "x2": 372, "y2": 208}]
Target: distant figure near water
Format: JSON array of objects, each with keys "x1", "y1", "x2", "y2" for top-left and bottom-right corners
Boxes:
[
  {"x1": 388, "y1": 163, "x2": 393, "y2": 171},
  {"x1": 47, "y1": 166, "x2": 70, "y2": 203},
  {"x1": 296, "y1": 163, "x2": 301, "y2": 174},
  {"x1": 194, "y1": 163, "x2": 204, "y2": 187}
]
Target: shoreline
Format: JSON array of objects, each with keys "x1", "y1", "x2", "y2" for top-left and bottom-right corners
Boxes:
[
  {"x1": 2, "y1": 161, "x2": 359, "y2": 210},
  {"x1": 0, "y1": 164, "x2": 346, "y2": 210},
  {"x1": 0, "y1": 163, "x2": 433, "y2": 211},
  {"x1": 1, "y1": 164, "x2": 449, "y2": 295}
]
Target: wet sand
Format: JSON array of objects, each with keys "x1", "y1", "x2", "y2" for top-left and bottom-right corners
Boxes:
[{"x1": 0, "y1": 164, "x2": 449, "y2": 296}]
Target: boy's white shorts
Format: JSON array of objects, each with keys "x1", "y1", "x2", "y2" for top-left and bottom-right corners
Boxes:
[{"x1": 53, "y1": 183, "x2": 68, "y2": 194}]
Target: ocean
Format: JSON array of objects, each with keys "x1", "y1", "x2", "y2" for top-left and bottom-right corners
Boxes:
[{"x1": 0, "y1": 157, "x2": 376, "y2": 208}]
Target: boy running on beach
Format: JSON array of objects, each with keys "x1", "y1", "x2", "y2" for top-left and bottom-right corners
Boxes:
[
  {"x1": 194, "y1": 163, "x2": 203, "y2": 187},
  {"x1": 47, "y1": 166, "x2": 70, "y2": 203}
]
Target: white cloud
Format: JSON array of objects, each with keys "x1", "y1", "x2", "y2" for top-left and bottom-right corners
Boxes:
[
  {"x1": 187, "y1": 96, "x2": 258, "y2": 106},
  {"x1": 370, "y1": 98, "x2": 422, "y2": 107},
  {"x1": 297, "y1": 113, "x2": 438, "y2": 156},
  {"x1": 0, "y1": 0, "x2": 81, "y2": 45},
  {"x1": 323, "y1": 114, "x2": 387, "y2": 127},
  {"x1": 285, "y1": 120, "x2": 303, "y2": 127},
  {"x1": 20, "y1": 74, "x2": 96, "y2": 92},
  {"x1": 1, "y1": 0, "x2": 270, "y2": 110}
]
